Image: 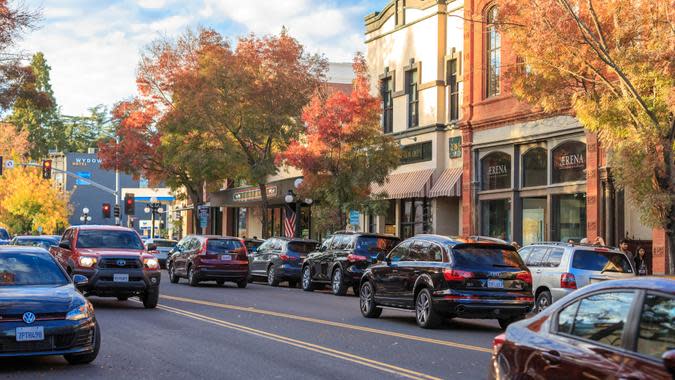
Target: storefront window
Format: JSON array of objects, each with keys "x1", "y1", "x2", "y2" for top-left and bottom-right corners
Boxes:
[
  {"x1": 522, "y1": 147, "x2": 547, "y2": 187},
  {"x1": 400, "y1": 198, "x2": 430, "y2": 240},
  {"x1": 481, "y1": 199, "x2": 511, "y2": 241},
  {"x1": 385, "y1": 200, "x2": 396, "y2": 235},
  {"x1": 552, "y1": 141, "x2": 586, "y2": 183},
  {"x1": 522, "y1": 197, "x2": 546, "y2": 245},
  {"x1": 552, "y1": 193, "x2": 586, "y2": 242},
  {"x1": 481, "y1": 152, "x2": 511, "y2": 190},
  {"x1": 237, "y1": 208, "x2": 248, "y2": 237},
  {"x1": 368, "y1": 213, "x2": 377, "y2": 233}
]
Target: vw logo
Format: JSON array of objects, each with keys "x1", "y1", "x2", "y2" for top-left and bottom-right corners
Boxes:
[
  {"x1": 22, "y1": 312, "x2": 36, "y2": 324},
  {"x1": 116, "y1": 260, "x2": 126, "y2": 267}
]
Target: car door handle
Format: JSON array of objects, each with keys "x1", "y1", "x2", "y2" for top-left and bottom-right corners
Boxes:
[
  {"x1": 535, "y1": 270, "x2": 542, "y2": 273},
  {"x1": 541, "y1": 350, "x2": 560, "y2": 365}
]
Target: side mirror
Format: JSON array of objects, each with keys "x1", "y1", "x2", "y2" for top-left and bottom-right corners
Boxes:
[
  {"x1": 147, "y1": 243, "x2": 158, "y2": 251},
  {"x1": 59, "y1": 241, "x2": 71, "y2": 250},
  {"x1": 72, "y1": 274, "x2": 88, "y2": 289},
  {"x1": 663, "y1": 350, "x2": 675, "y2": 377}
]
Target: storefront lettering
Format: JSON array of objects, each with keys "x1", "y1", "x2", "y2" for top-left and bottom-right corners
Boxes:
[
  {"x1": 488, "y1": 164, "x2": 508, "y2": 177},
  {"x1": 557, "y1": 153, "x2": 585, "y2": 170},
  {"x1": 72, "y1": 158, "x2": 103, "y2": 167},
  {"x1": 233, "y1": 186, "x2": 278, "y2": 202},
  {"x1": 400, "y1": 141, "x2": 432, "y2": 164}
]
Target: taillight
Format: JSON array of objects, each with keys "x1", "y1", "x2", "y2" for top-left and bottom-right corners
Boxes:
[
  {"x1": 443, "y1": 269, "x2": 474, "y2": 282},
  {"x1": 198, "y1": 242, "x2": 207, "y2": 255},
  {"x1": 516, "y1": 271, "x2": 532, "y2": 286},
  {"x1": 560, "y1": 272, "x2": 577, "y2": 289},
  {"x1": 279, "y1": 254, "x2": 290, "y2": 261},
  {"x1": 347, "y1": 254, "x2": 367, "y2": 262},
  {"x1": 492, "y1": 333, "x2": 506, "y2": 356}
]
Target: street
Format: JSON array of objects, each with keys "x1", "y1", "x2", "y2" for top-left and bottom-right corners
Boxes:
[{"x1": 0, "y1": 273, "x2": 497, "y2": 380}]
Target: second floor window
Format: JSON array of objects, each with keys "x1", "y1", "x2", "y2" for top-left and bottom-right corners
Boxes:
[
  {"x1": 486, "y1": 6, "x2": 500, "y2": 97},
  {"x1": 448, "y1": 58, "x2": 459, "y2": 121},
  {"x1": 406, "y1": 68, "x2": 418, "y2": 128},
  {"x1": 381, "y1": 76, "x2": 393, "y2": 133}
]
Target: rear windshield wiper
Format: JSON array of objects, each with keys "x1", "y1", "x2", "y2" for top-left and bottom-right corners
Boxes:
[{"x1": 492, "y1": 264, "x2": 519, "y2": 268}]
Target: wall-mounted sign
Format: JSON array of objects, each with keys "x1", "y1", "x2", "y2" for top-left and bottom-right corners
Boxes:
[
  {"x1": 71, "y1": 157, "x2": 102, "y2": 167},
  {"x1": 400, "y1": 141, "x2": 432, "y2": 164},
  {"x1": 232, "y1": 185, "x2": 278, "y2": 202},
  {"x1": 349, "y1": 210, "x2": 360, "y2": 226},
  {"x1": 552, "y1": 141, "x2": 586, "y2": 183},
  {"x1": 449, "y1": 136, "x2": 462, "y2": 158},
  {"x1": 198, "y1": 206, "x2": 209, "y2": 229},
  {"x1": 75, "y1": 171, "x2": 91, "y2": 185}
]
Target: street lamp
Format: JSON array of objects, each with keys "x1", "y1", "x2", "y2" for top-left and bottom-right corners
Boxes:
[
  {"x1": 144, "y1": 197, "x2": 164, "y2": 239},
  {"x1": 284, "y1": 190, "x2": 312, "y2": 238},
  {"x1": 79, "y1": 207, "x2": 92, "y2": 225}
]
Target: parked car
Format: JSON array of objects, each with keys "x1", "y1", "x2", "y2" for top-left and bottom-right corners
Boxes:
[
  {"x1": 244, "y1": 238, "x2": 264, "y2": 254},
  {"x1": 48, "y1": 225, "x2": 161, "y2": 308},
  {"x1": 144, "y1": 238, "x2": 177, "y2": 269},
  {"x1": 302, "y1": 232, "x2": 400, "y2": 296},
  {"x1": 0, "y1": 227, "x2": 10, "y2": 245},
  {"x1": 249, "y1": 237, "x2": 318, "y2": 288},
  {"x1": 359, "y1": 235, "x2": 534, "y2": 329},
  {"x1": 0, "y1": 246, "x2": 100, "y2": 364},
  {"x1": 167, "y1": 235, "x2": 248, "y2": 288},
  {"x1": 490, "y1": 277, "x2": 675, "y2": 380},
  {"x1": 518, "y1": 242, "x2": 636, "y2": 313},
  {"x1": 10, "y1": 235, "x2": 60, "y2": 251}
]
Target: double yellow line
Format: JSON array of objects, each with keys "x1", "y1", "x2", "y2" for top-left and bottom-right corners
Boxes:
[
  {"x1": 155, "y1": 303, "x2": 441, "y2": 380},
  {"x1": 161, "y1": 294, "x2": 492, "y2": 354}
]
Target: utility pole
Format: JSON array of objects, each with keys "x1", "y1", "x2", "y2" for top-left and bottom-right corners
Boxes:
[{"x1": 115, "y1": 135, "x2": 121, "y2": 226}]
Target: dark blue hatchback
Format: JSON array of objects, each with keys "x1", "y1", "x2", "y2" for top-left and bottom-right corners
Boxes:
[
  {"x1": 249, "y1": 238, "x2": 319, "y2": 287},
  {"x1": 0, "y1": 246, "x2": 100, "y2": 364}
]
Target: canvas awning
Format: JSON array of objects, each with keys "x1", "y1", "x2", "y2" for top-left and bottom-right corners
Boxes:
[
  {"x1": 370, "y1": 169, "x2": 434, "y2": 199},
  {"x1": 429, "y1": 167, "x2": 462, "y2": 198}
]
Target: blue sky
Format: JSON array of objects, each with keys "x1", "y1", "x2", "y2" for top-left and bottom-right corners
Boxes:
[{"x1": 22, "y1": 0, "x2": 390, "y2": 115}]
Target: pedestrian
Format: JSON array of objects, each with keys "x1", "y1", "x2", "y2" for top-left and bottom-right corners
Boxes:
[
  {"x1": 593, "y1": 236, "x2": 606, "y2": 246},
  {"x1": 567, "y1": 239, "x2": 575, "y2": 244},
  {"x1": 634, "y1": 246, "x2": 649, "y2": 276},
  {"x1": 580, "y1": 237, "x2": 589, "y2": 244},
  {"x1": 619, "y1": 239, "x2": 633, "y2": 262},
  {"x1": 510, "y1": 241, "x2": 521, "y2": 250}
]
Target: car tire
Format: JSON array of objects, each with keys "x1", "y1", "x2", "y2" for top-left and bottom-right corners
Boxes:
[
  {"x1": 247, "y1": 274, "x2": 254, "y2": 283},
  {"x1": 267, "y1": 265, "x2": 280, "y2": 287},
  {"x1": 142, "y1": 287, "x2": 159, "y2": 308},
  {"x1": 301, "y1": 266, "x2": 314, "y2": 292},
  {"x1": 359, "y1": 281, "x2": 382, "y2": 318},
  {"x1": 64, "y1": 321, "x2": 100, "y2": 365},
  {"x1": 168, "y1": 264, "x2": 180, "y2": 284},
  {"x1": 498, "y1": 315, "x2": 525, "y2": 330},
  {"x1": 116, "y1": 296, "x2": 128, "y2": 301},
  {"x1": 187, "y1": 265, "x2": 199, "y2": 287},
  {"x1": 331, "y1": 267, "x2": 348, "y2": 296},
  {"x1": 535, "y1": 290, "x2": 552, "y2": 313},
  {"x1": 415, "y1": 288, "x2": 442, "y2": 329},
  {"x1": 216, "y1": 280, "x2": 225, "y2": 286},
  {"x1": 288, "y1": 280, "x2": 298, "y2": 288},
  {"x1": 236, "y1": 279, "x2": 247, "y2": 288}
]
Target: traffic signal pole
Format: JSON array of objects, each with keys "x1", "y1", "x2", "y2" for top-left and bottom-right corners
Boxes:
[{"x1": 115, "y1": 135, "x2": 121, "y2": 226}]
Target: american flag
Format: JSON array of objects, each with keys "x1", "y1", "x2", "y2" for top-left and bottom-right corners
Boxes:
[{"x1": 284, "y1": 206, "x2": 296, "y2": 238}]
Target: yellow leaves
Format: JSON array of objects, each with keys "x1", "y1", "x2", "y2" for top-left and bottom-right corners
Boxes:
[
  {"x1": 0, "y1": 166, "x2": 70, "y2": 234},
  {"x1": 0, "y1": 123, "x2": 30, "y2": 158}
]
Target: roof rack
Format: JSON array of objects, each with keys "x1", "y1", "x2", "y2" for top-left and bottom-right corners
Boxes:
[
  {"x1": 532, "y1": 241, "x2": 572, "y2": 246},
  {"x1": 532, "y1": 241, "x2": 620, "y2": 250}
]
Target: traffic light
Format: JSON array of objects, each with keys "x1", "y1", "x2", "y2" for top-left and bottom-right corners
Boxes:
[
  {"x1": 102, "y1": 203, "x2": 111, "y2": 218},
  {"x1": 113, "y1": 204, "x2": 121, "y2": 218},
  {"x1": 124, "y1": 193, "x2": 135, "y2": 215},
  {"x1": 42, "y1": 159, "x2": 52, "y2": 179}
]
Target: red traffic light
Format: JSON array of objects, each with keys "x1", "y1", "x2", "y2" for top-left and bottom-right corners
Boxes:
[
  {"x1": 42, "y1": 159, "x2": 52, "y2": 179},
  {"x1": 102, "y1": 203, "x2": 111, "y2": 218}
]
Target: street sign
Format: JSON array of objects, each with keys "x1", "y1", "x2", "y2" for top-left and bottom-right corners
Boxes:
[
  {"x1": 349, "y1": 210, "x2": 360, "y2": 226},
  {"x1": 5, "y1": 159, "x2": 14, "y2": 169},
  {"x1": 198, "y1": 206, "x2": 209, "y2": 229}
]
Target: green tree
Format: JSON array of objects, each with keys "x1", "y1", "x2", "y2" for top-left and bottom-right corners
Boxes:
[{"x1": 62, "y1": 105, "x2": 115, "y2": 152}]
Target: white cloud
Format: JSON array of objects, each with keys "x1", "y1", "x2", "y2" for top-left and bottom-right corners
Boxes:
[{"x1": 137, "y1": 0, "x2": 168, "y2": 9}]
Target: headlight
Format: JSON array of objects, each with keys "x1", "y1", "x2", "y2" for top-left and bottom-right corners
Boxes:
[
  {"x1": 79, "y1": 256, "x2": 96, "y2": 268},
  {"x1": 144, "y1": 258, "x2": 159, "y2": 270},
  {"x1": 66, "y1": 303, "x2": 92, "y2": 321}
]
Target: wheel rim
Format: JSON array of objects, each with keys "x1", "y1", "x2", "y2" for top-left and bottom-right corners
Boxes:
[
  {"x1": 416, "y1": 291, "x2": 430, "y2": 325},
  {"x1": 268, "y1": 266, "x2": 275, "y2": 285},
  {"x1": 169, "y1": 265, "x2": 174, "y2": 278},
  {"x1": 360, "y1": 284, "x2": 372, "y2": 313},
  {"x1": 537, "y1": 296, "x2": 549, "y2": 312},
  {"x1": 302, "y1": 268, "x2": 310, "y2": 288},
  {"x1": 332, "y1": 269, "x2": 342, "y2": 293},
  {"x1": 188, "y1": 268, "x2": 193, "y2": 282}
]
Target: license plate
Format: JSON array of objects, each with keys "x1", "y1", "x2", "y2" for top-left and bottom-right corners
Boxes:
[
  {"x1": 16, "y1": 326, "x2": 44, "y2": 342},
  {"x1": 113, "y1": 273, "x2": 129, "y2": 282},
  {"x1": 220, "y1": 254, "x2": 232, "y2": 261},
  {"x1": 487, "y1": 279, "x2": 504, "y2": 288}
]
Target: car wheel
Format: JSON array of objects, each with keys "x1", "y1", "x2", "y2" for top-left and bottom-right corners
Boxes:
[
  {"x1": 247, "y1": 274, "x2": 254, "y2": 283},
  {"x1": 288, "y1": 280, "x2": 298, "y2": 288},
  {"x1": 142, "y1": 287, "x2": 159, "y2": 308},
  {"x1": 498, "y1": 315, "x2": 525, "y2": 330},
  {"x1": 216, "y1": 280, "x2": 225, "y2": 286},
  {"x1": 331, "y1": 267, "x2": 348, "y2": 296},
  {"x1": 267, "y1": 265, "x2": 280, "y2": 287},
  {"x1": 415, "y1": 288, "x2": 441, "y2": 329},
  {"x1": 116, "y1": 296, "x2": 128, "y2": 301},
  {"x1": 359, "y1": 281, "x2": 382, "y2": 318},
  {"x1": 301, "y1": 266, "x2": 314, "y2": 292},
  {"x1": 236, "y1": 279, "x2": 247, "y2": 288},
  {"x1": 535, "y1": 290, "x2": 552, "y2": 313},
  {"x1": 187, "y1": 266, "x2": 199, "y2": 287},
  {"x1": 64, "y1": 321, "x2": 100, "y2": 365},
  {"x1": 168, "y1": 264, "x2": 180, "y2": 284}
]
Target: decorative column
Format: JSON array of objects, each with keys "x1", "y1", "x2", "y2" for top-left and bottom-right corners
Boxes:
[{"x1": 585, "y1": 133, "x2": 601, "y2": 240}]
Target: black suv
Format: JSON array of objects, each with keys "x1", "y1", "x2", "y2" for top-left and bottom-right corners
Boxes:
[
  {"x1": 302, "y1": 232, "x2": 400, "y2": 296},
  {"x1": 359, "y1": 235, "x2": 534, "y2": 329},
  {"x1": 249, "y1": 237, "x2": 318, "y2": 287}
]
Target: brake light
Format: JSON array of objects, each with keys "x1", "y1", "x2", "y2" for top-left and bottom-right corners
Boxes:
[
  {"x1": 198, "y1": 242, "x2": 207, "y2": 255},
  {"x1": 347, "y1": 254, "x2": 367, "y2": 262},
  {"x1": 443, "y1": 269, "x2": 474, "y2": 282},
  {"x1": 560, "y1": 272, "x2": 577, "y2": 289},
  {"x1": 516, "y1": 271, "x2": 532, "y2": 286},
  {"x1": 279, "y1": 254, "x2": 290, "y2": 261},
  {"x1": 492, "y1": 333, "x2": 506, "y2": 356}
]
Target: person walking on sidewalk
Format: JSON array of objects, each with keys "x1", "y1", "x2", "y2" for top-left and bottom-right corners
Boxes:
[
  {"x1": 634, "y1": 246, "x2": 649, "y2": 276},
  {"x1": 619, "y1": 239, "x2": 634, "y2": 262}
]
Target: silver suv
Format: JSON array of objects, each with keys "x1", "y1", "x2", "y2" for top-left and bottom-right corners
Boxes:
[{"x1": 519, "y1": 242, "x2": 636, "y2": 313}]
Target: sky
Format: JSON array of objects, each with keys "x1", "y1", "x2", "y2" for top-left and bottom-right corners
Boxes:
[{"x1": 20, "y1": 0, "x2": 390, "y2": 116}]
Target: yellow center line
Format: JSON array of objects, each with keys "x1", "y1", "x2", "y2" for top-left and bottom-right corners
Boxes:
[
  {"x1": 143, "y1": 301, "x2": 442, "y2": 380},
  {"x1": 160, "y1": 294, "x2": 492, "y2": 354}
]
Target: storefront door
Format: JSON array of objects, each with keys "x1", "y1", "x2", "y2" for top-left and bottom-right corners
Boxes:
[
  {"x1": 522, "y1": 197, "x2": 546, "y2": 245},
  {"x1": 552, "y1": 193, "x2": 586, "y2": 242},
  {"x1": 481, "y1": 199, "x2": 512, "y2": 242}
]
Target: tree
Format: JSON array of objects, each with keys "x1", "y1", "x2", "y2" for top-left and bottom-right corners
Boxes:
[
  {"x1": 62, "y1": 105, "x2": 115, "y2": 152},
  {"x1": 0, "y1": 121, "x2": 29, "y2": 158},
  {"x1": 498, "y1": 0, "x2": 675, "y2": 272},
  {"x1": 278, "y1": 54, "x2": 400, "y2": 234}
]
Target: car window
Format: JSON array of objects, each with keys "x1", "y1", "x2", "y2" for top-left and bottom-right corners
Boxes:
[
  {"x1": 61, "y1": 229, "x2": 73, "y2": 244},
  {"x1": 153, "y1": 240, "x2": 176, "y2": 248},
  {"x1": 354, "y1": 236, "x2": 400, "y2": 256},
  {"x1": 330, "y1": 236, "x2": 345, "y2": 250},
  {"x1": 0, "y1": 252, "x2": 69, "y2": 286},
  {"x1": 288, "y1": 241, "x2": 318, "y2": 255},
  {"x1": 319, "y1": 237, "x2": 332, "y2": 252},
  {"x1": 572, "y1": 250, "x2": 633, "y2": 273},
  {"x1": 0, "y1": 228, "x2": 9, "y2": 240},
  {"x1": 257, "y1": 240, "x2": 272, "y2": 253},
  {"x1": 636, "y1": 293, "x2": 675, "y2": 359},
  {"x1": 272, "y1": 239, "x2": 283, "y2": 251},
  {"x1": 544, "y1": 248, "x2": 564, "y2": 267},
  {"x1": 207, "y1": 239, "x2": 245, "y2": 254},
  {"x1": 407, "y1": 240, "x2": 427, "y2": 261},
  {"x1": 76, "y1": 230, "x2": 144, "y2": 250},
  {"x1": 450, "y1": 246, "x2": 527, "y2": 270},
  {"x1": 526, "y1": 247, "x2": 549, "y2": 267},
  {"x1": 567, "y1": 292, "x2": 636, "y2": 348},
  {"x1": 518, "y1": 246, "x2": 532, "y2": 261},
  {"x1": 557, "y1": 300, "x2": 579, "y2": 334},
  {"x1": 389, "y1": 241, "x2": 411, "y2": 262},
  {"x1": 189, "y1": 237, "x2": 202, "y2": 251}
]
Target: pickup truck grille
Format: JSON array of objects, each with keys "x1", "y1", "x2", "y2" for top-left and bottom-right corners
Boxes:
[{"x1": 98, "y1": 258, "x2": 141, "y2": 269}]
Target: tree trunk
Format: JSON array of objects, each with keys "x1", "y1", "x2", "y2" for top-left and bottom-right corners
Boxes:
[
  {"x1": 188, "y1": 190, "x2": 202, "y2": 235},
  {"x1": 258, "y1": 183, "x2": 269, "y2": 239},
  {"x1": 666, "y1": 118, "x2": 674, "y2": 274}
]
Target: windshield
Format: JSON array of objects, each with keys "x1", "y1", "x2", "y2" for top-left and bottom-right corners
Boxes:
[
  {"x1": 76, "y1": 230, "x2": 144, "y2": 250},
  {"x1": 207, "y1": 239, "x2": 245, "y2": 254},
  {"x1": 0, "y1": 252, "x2": 69, "y2": 286},
  {"x1": 572, "y1": 250, "x2": 633, "y2": 273},
  {"x1": 0, "y1": 229, "x2": 9, "y2": 240},
  {"x1": 152, "y1": 240, "x2": 177, "y2": 248},
  {"x1": 355, "y1": 237, "x2": 400, "y2": 255},
  {"x1": 450, "y1": 246, "x2": 526, "y2": 270}
]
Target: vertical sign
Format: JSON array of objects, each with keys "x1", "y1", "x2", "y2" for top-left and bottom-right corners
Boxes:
[{"x1": 198, "y1": 206, "x2": 209, "y2": 230}]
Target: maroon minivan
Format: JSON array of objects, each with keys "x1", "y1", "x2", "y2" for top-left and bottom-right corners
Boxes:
[{"x1": 167, "y1": 235, "x2": 249, "y2": 288}]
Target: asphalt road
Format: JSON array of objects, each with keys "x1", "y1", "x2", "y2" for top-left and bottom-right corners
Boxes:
[{"x1": 0, "y1": 273, "x2": 501, "y2": 379}]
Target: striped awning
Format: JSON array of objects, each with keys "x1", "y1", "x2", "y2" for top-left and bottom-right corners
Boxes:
[
  {"x1": 429, "y1": 167, "x2": 462, "y2": 197},
  {"x1": 371, "y1": 169, "x2": 434, "y2": 199}
]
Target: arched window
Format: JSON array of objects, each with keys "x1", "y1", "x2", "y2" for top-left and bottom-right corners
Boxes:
[
  {"x1": 485, "y1": 6, "x2": 500, "y2": 97},
  {"x1": 522, "y1": 147, "x2": 547, "y2": 187},
  {"x1": 481, "y1": 151, "x2": 511, "y2": 190},
  {"x1": 552, "y1": 141, "x2": 586, "y2": 183}
]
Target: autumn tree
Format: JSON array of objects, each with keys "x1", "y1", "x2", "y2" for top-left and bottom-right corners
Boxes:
[
  {"x1": 279, "y1": 54, "x2": 400, "y2": 234},
  {"x1": 498, "y1": 0, "x2": 675, "y2": 271}
]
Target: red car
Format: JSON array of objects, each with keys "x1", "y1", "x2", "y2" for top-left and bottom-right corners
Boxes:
[
  {"x1": 490, "y1": 277, "x2": 675, "y2": 380},
  {"x1": 167, "y1": 235, "x2": 249, "y2": 288},
  {"x1": 49, "y1": 225, "x2": 161, "y2": 308}
]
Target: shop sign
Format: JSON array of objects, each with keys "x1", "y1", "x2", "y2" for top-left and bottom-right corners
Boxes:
[
  {"x1": 72, "y1": 157, "x2": 102, "y2": 167},
  {"x1": 449, "y1": 136, "x2": 462, "y2": 158},
  {"x1": 198, "y1": 206, "x2": 209, "y2": 229},
  {"x1": 349, "y1": 210, "x2": 360, "y2": 226},
  {"x1": 232, "y1": 186, "x2": 278, "y2": 202},
  {"x1": 481, "y1": 152, "x2": 511, "y2": 190},
  {"x1": 487, "y1": 164, "x2": 508, "y2": 177},
  {"x1": 400, "y1": 141, "x2": 432, "y2": 164},
  {"x1": 552, "y1": 141, "x2": 586, "y2": 183},
  {"x1": 555, "y1": 152, "x2": 585, "y2": 170}
]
